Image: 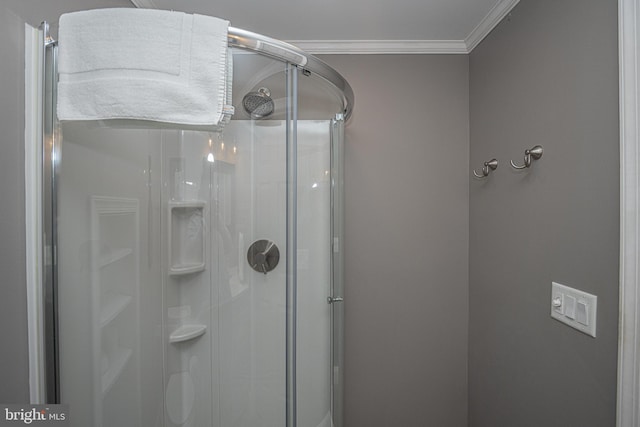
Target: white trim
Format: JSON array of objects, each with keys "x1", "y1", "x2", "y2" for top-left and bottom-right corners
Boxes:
[
  {"x1": 288, "y1": 0, "x2": 522, "y2": 54},
  {"x1": 617, "y1": 0, "x2": 640, "y2": 425},
  {"x1": 286, "y1": 0, "x2": 525, "y2": 58},
  {"x1": 285, "y1": 40, "x2": 469, "y2": 55},
  {"x1": 465, "y1": 0, "x2": 521, "y2": 52},
  {"x1": 25, "y1": 22, "x2": 45, "y2": 404},
  {"x1": 129, "y1": 0, "x2": 519, "y2": 55}
]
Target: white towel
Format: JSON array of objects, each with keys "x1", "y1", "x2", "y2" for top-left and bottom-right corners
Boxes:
[{"x1": 57, "y1": 8, "x2": 232, "y2": 126}]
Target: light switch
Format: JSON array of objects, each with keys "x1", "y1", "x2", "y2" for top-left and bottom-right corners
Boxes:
[
  {"x1": 550, "y1": 282, "x2": 597, "y2": 338},
  {"x1": 565, "y1": 295, "x2": 576, "y2": 319},
  {"x1": 576, "y1": 301, "x2": 588, "y2": 325}
]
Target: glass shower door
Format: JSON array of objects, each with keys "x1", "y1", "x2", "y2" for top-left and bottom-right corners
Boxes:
[
  {"x1": 54, "y1": 60, "x2": 296, "y2": 427},
  {"x1": 55, "y1": 123, "x2": 293, "y2": 427},
  {"x1": 57, "y1": 123, "x2": 165, "y2": 427},
  {"x1": 51, "y1": 50, "x2": 344, "y2": 427},
  {"x1": 212, "y1": 120, "x2": 289, "y2": 426}
]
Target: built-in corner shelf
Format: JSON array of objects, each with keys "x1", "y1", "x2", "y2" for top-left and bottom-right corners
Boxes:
[
  {"x1": 90, "y1": 196, "x2": 140, "y2": 409},
  {"x1": 168, "y1": 201, "x2": 206, "y2": 276},
  {"x1": 169, "y1": 324, "x2": 207, "y2": 344},
  {"x1": 101, "y1": 347, "x2": 132, "y2": 395}
]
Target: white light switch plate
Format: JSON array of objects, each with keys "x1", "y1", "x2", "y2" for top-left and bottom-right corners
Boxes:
[{"x1": 550, "y1": 282, "x2": 597, "y2": 337}]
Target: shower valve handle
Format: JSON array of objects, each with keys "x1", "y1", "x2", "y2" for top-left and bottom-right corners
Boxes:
[{"x1": 247, "y1": 239, "x2": 280, "y2": 275}]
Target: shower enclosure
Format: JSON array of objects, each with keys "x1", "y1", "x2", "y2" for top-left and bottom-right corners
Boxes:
[{"x1": 32, "y1": 21, "x2": 352, "y2": 427}]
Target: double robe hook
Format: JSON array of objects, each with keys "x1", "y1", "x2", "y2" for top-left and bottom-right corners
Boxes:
[
  {"x1": 473, "y1": 145, "x2": 544, "y2": 178},
  {"x1": 510, "y1": 145, "x2": 543, "y2": 169}
]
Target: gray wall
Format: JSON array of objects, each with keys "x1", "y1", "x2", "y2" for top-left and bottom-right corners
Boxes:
[
  {"x1": 321, "y1": 55, "x2": 470, "y2": 427},
  {"x1": 0, "y1": 0, "x2": 132, "y2": 403},
  {"x1": 468, "y1": 1, "x2": 619, "y2": 426}
]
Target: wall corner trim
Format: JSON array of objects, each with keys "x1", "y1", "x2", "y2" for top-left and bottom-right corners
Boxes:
[{"x1": 617, "y1": 0, "x2": 640, "y2": 425}]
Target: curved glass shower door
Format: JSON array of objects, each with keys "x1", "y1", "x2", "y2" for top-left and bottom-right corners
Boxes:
[{"x1": 51, "y1": 45, "x2": 346, "y2": 427}]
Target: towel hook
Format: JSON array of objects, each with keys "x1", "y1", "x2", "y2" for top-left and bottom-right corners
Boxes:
[
  {"x1": 510, "y1": 145, "x2": 543, "y2": 169},
  {"x1": 473, "y1": 159, "x2": 498, "y2": 178}
]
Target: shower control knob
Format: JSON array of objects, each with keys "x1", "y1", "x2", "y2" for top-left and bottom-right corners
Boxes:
[{"x1": 247, "y1": 240, "x2": 280, "y2": 275}]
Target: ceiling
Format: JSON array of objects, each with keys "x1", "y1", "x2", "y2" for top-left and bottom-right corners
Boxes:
[{"x1": 130, "y1": 0, "x2": 520, "y2": 54}]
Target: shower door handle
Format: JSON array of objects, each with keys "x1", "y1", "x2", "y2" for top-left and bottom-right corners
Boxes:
[{"x1": 327, "y1": 296, "x2": 344, "y2": 304}]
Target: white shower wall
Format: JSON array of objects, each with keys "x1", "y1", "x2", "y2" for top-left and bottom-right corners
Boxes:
[{"x1": 58, "y1": 120, "x2": 333, "y2": 427}]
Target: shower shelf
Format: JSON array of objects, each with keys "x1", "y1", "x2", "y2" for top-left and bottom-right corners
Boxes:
[
  {"x1": 100, "y1": 294, "x2": 132, "y2": 327},
  {"x1": 168, "y1": 201, "x2": 206, "y2": 276},
  {"x1": 169, "y1": 264, "x2": 205, "y2": 276},
  {"x1": 169, "y1": 324, "x2": 207, "y2": 344},
  {"x1": 101, "y1": 347, "x2": 132, "y2": 395},
  {"x1": 99, "y1": 248, "x2": 132, "y2": 268}
]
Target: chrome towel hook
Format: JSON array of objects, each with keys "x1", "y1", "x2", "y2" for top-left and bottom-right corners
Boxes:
[
  {"x1": 510, "y1": 145, "x2": 543, "y2": 169},
  {"x1": 473, "y1": 159, "x2": 498, "y2": 178}
]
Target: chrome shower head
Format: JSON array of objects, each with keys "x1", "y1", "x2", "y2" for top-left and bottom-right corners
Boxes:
[{"x1": 242, "y1": 87, "x2": 274, "y2": 119}]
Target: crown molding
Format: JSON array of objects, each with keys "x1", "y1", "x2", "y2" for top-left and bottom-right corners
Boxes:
[
  {"x1": 293, "y1": 0, "x2": 520, "y2": 54},
  {"x1": 130, "y1": 0, "x2": 520, "y2": 54},
  {"x1": 285, "y1": 40, "x2": 468, "y2": 55},
  {"x1": 465, "y1": 0, "x2": 520, "y2": 51},
  {"x1": 290, "y1": 0, "x2": 520, "y2": 54}
]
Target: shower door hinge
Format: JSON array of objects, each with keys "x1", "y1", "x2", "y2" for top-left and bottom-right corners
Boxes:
[{"x1": 327, "y1": 296, "x2": 344, "y2": 304}]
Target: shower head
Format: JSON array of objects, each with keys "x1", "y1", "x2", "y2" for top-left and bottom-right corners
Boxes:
[{"x1": 242, "y1": 87, "x2": 274, "y2": 119}]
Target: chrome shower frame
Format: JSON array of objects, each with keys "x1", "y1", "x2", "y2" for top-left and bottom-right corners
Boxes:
[
  {"x1": 228, "y1": 26, "x2": 354, "y2": 120},
  {"x1": 39, "y1": 21, "x2": 60, "y2": 404}
]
